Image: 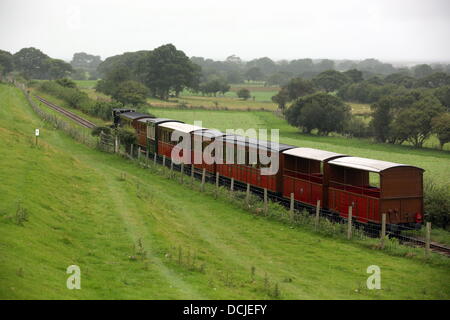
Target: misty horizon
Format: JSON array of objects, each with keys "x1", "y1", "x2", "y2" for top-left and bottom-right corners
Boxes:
[{"x1": 1, "y1": 0, "x2": 449, "y2": 65}]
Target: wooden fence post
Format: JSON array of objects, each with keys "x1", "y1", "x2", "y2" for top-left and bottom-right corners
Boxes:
[
  {"x1": 114, "y1": 135, "x2": 119, "y2": 153},
  {"x1": 191, "y1": 165, "x2": 195, "y2": 183},
  {"x1": 246, "y1": 183, "x2": 250, "y2": 205},
  {"x1": 380, "y1": 213, "x2": 386, "y2": 249},
  {"x1": 138, "y1": 147, "x2": 141, "y2": 162},
  {"x1": 315, "y1": 200, "x2": 321, "y2": 229},
  {"x1": 347, "y1": 206, "x2": 352, "y2": 240},
  {"x1": 180, "y1": 163, "x2": 184, "y2": 183},
  {"x1": 230, "y1": 178, "x2": 234, "y2": 191},
  {"x1": 290, "y1": 193, "x2": 294, "y2": 218},
  {"x1": 162, "y1": 155, "x2": 166, "y2": 168},
  {"x1": 425, "y1": 222, "x2": 431, "y2": 258},
  {"x1": 170, "y1": 160, "x2": 173, "y2": 177},
  {"x1": 201, "y1": 168, "x2": 206, "y2": 192},
  {"x1": 130, "y1": 144, "x2": 134, "y2": 158},
  {"x1": 153, "y1": 153, "x2": 157, "y2": 165},
  {"x1": 146, "y1": 149, "x2": 149, "y2": 167},
  {"x1": 264, "y1": 188, "x2": 268, "y2": 215}
]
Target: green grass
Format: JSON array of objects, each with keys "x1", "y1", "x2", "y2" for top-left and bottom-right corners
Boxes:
[
  {"x1": 73, "y1": 80, "x2": 98, "y2": 89},
  {"x1": 1, "y1": 83, "x2": 449, "y2": 299},
  {"x1": 149, "y1": 108, "x2": 450, "y2": 184}
]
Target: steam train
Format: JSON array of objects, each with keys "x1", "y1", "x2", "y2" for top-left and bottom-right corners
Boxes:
[{"x1": 112, "y1": 109, "x2": 424, "y2": 229}]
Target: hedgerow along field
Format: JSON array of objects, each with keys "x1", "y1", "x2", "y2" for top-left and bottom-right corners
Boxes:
[{"x1": 1, "y1": 83, "x2": 450, "y2": 299}]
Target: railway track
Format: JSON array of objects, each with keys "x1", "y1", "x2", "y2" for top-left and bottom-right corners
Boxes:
[{"x1": 34, "y1": 95, "x2": 97, "y2": 129}]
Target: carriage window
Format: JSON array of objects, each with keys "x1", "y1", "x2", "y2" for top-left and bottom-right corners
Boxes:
[{"x1": 369, "y1": 172, "x2": 380, "y2": 188}]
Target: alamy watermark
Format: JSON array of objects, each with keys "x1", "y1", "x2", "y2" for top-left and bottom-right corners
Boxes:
[
  {"x1": 66, "y1": 265, "x2": 81, "y2": 290},
  {"x1": 170, "y1": 121, "x2": 280, "y2": 175}
]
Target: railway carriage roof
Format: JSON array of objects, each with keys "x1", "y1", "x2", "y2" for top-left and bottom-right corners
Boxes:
[
  {"x1": 192, "y1": 129, "x2": 226, "y2": 139},
  {"x1": 216, "y1": 135, "x2": 295, "y2": 152},
  {"x1": 119, "y1": 112, "x2": 154, "y2": 120},
  {"x1": 328, "y1": 156, "x2": 423, "y2": 173},
  {"x1": 137, "y1": 118, "x2": 181, "y2": 124},
  {"x1": 159, "y1": 122, "x2": 205, "y2": 133},
  {"x1": 282, "y1": 148, "x2": 345, "y2": 162}
]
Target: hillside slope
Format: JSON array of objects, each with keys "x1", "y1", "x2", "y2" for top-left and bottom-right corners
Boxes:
[{"x1": 0, "y1": 83, "x2": 449, "y2": 299}]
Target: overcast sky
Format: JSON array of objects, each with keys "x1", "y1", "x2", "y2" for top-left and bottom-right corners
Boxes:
[{"x1": 0, "y1": 0, "x2": 449, "y2": 64}]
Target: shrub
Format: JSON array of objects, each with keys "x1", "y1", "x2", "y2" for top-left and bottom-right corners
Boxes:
[{"x1": 424, "y1": 179, "x2": 450, "y2": 229}]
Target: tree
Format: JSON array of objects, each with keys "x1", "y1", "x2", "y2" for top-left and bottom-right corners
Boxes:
[
  {"x1": 244, "y1": 67, "x2": 264, "y2": 81},
  {"x1": 237, "y1": 88, "x2": 251, "y2": 100},
  {"x1": 95, "y1": 65, "x2": 132, "y2": 96},
  {"x1": 392, "y1": 95, "x2": 445, "y2": 147},
  {"x1": 414, "y1": 72, "x2": 450, "y2": 88},
  {"x1": 56, "y1": 78, "x2": 77, "y2": 88},
  {"x1": 343, "y1": 69, "x2": 363, "y2": 83},
  {"x1": 413, "y1": 64, "x2": 434, "y2": 78},
  {"x1": 432, "y1": 113, "x2": 450, "y2": 149},
  {"x1": 0, "y1": 50, "x2": 13, "y2": 75},
  {"x1": 285, "y1": 78, "x2": 315, "y2": 100},
  {"x1": 285, "y1": 93, "x2": 350, "y2": 135},
  {"x1": 112, "y1": 80, "x2": 148, "y2": 106},
  {"x1": 313, "y1": 70, "x2": 350, "y2": 92},
  {"x1": 434, "y1": 86, "x2": 450, "y2": 110},
  {"x1": 136, "y1": 44, "x2": 200, "y2": 99},
  {"x1": 271, "y1": 88, "x2": 289, "y2": 110},
  {"x1": 12, "y1": 47, "x2": 72, "y2": 79}
]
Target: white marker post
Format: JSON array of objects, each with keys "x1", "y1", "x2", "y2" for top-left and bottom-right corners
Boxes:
[{"x1": 35, "y1": 129, "x2": 40, "y2": 145}]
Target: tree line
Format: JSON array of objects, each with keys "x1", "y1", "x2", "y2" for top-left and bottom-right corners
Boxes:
[{"x1": 275, "y1": 69, "x2": 450, "y2": 149}]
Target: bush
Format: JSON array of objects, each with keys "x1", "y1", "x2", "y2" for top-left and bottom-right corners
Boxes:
[
  {"x1": 424, "y1": 179, "x2": 450, "y2": 229},
  {"x1": 237, "y1": 88, "x2": 251, "y2": 100},
  {"x1": 344, "y1": 117, "x2": 371, "y2": 138}
]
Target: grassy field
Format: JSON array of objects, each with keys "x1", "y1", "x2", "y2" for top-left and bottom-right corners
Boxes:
[
  {"x1": 1, "y1": 83, "x2": 450, "y2": 299},
  {"x1": 149, "y1": 108, "x2": 450, "y2": 184}
]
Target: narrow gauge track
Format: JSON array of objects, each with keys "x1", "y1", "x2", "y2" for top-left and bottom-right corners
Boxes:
[
  {"x1": 34, "y1": 95, "x2": 97, "y2": 129},
  {"x1": 149, "y1": 153, "x2": 450, "y2": 256}
]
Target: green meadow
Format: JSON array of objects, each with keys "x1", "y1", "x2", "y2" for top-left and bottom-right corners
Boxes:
[{"x1": 1, "y1": 83, "x2": 449, "y2": 299}]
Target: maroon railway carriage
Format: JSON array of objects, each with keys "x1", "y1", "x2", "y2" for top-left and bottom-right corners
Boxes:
[
  {"x1": 118, "y1": 112, "x2": 154, "y2": 147},
  {"x1": 216, "y1": 135, "x2": 294, "y2": 193},
  {"x1": 192, "y1": 129, "x2": 227, "y2": 173},
  {"x1": 327, "y1": 157, "x2": 424, "y2": 226},
  {"x1": 282, "y1": 148, "x2": 345, "y2": 208},
  {"x1": 157, "y1": 122, "x2": 205, "y2": 162},
  {"x1": 146, "y1": 118, "x2": 183, "y2": 154}
]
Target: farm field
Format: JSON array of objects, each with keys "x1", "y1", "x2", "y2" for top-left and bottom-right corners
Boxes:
[
  {"x1": 149, "y1": 108, "x2": 450, "y2": 184},
  {"x1": 1, "y1": 83, "x2": 450, "y2": 299}
]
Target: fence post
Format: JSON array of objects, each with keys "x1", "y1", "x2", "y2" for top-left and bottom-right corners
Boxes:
[
  {"x1": 380, "y1": 213, "x2": 386, "y2": 249},
  {"x1": 138, "y1": 147, "x2": 141, "y2": 162},
  {"x1": 114, "y1": 135, "x2": 119, "y2": 153},
  {"x1": 153, "y1": 153, "x2": 157, "y2": 165},
  {"x1": 290, "y1": 193, "x2": 294, "y2": 218},
  {"x1": 170, "y1": 160, "x2": 173, "y2": 177},
  {"x1": 180, "y1": 163, "x2": 184, "y2": 183},
  {"x1": 230, "y1": 178, "x2": 234, "y2": 191},
  {"x1": 264, "y1": 188, "x2": 268, "y2": 215},
  {"x1": 315, "y1": 200, "x2": 320, "y2": 229},
  {"x1": 163, "y1": 155, "x2": 166, "y2": 168},
  {"x1": 246, "y1": 183, "x2": 250, "y2": 205},
  {"x1": 130, "y1": 144, "x2": 134, "y2": 158},
  {"x1": 425, "y1": 222, "x2": 431, "y2": 258},
  {"x1": 201, "y1": 168, "x2": 206, "y2": 192},
  {"x1": 347, "y1": 206, "x2": 352, "y2": 240},
  {"x1": 146, "y1": 149, "x2": 149, "y2": 167},
  {"x1": 191, "y1": 165, "x2": 195, "y2": 183}
]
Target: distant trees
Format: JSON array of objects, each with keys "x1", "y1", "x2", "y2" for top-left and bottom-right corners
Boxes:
[
  {"x1": 136, "y1": 44, "x2": 200, "y2": 99},
  {"x1": 370, "y1": 90, "x2": 445, "y2": 147},
  {"x1": 244, "y1": 67, "x2": 264, "y2": 81},
  {"x1": 70, "y1": 52, "x2": 102, "y2": 80},
  {"x1": 12, "y1": 47, "x2": 72, "y2": 79},
  {"x1": 285, "y1": 93, "x2": 350, "y2": 135},
  {"x1": 413, "y1": 64, "x2": 434, "y2": 78},
  {"x1": 199, "y1": 78, "x2": 230, "y2": 96},
  {"x1": 432, "y1": 113, "x2": 450, "y2": 149},
  {"x1": 112, "y1": 80, "x2": 149, "y2": 106},
  {"x1": 271, "y1": 77, "x2": 315, "y2": 109},
  {"x1": 312, "y1": 70, "x2": 350, "y2": 92},
  {"x1": 0, "y1": 50, "x2": 13, "y2": 75},
  {"x1": 237, "y1": 88, "x2": 251, "y2": 100}
]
